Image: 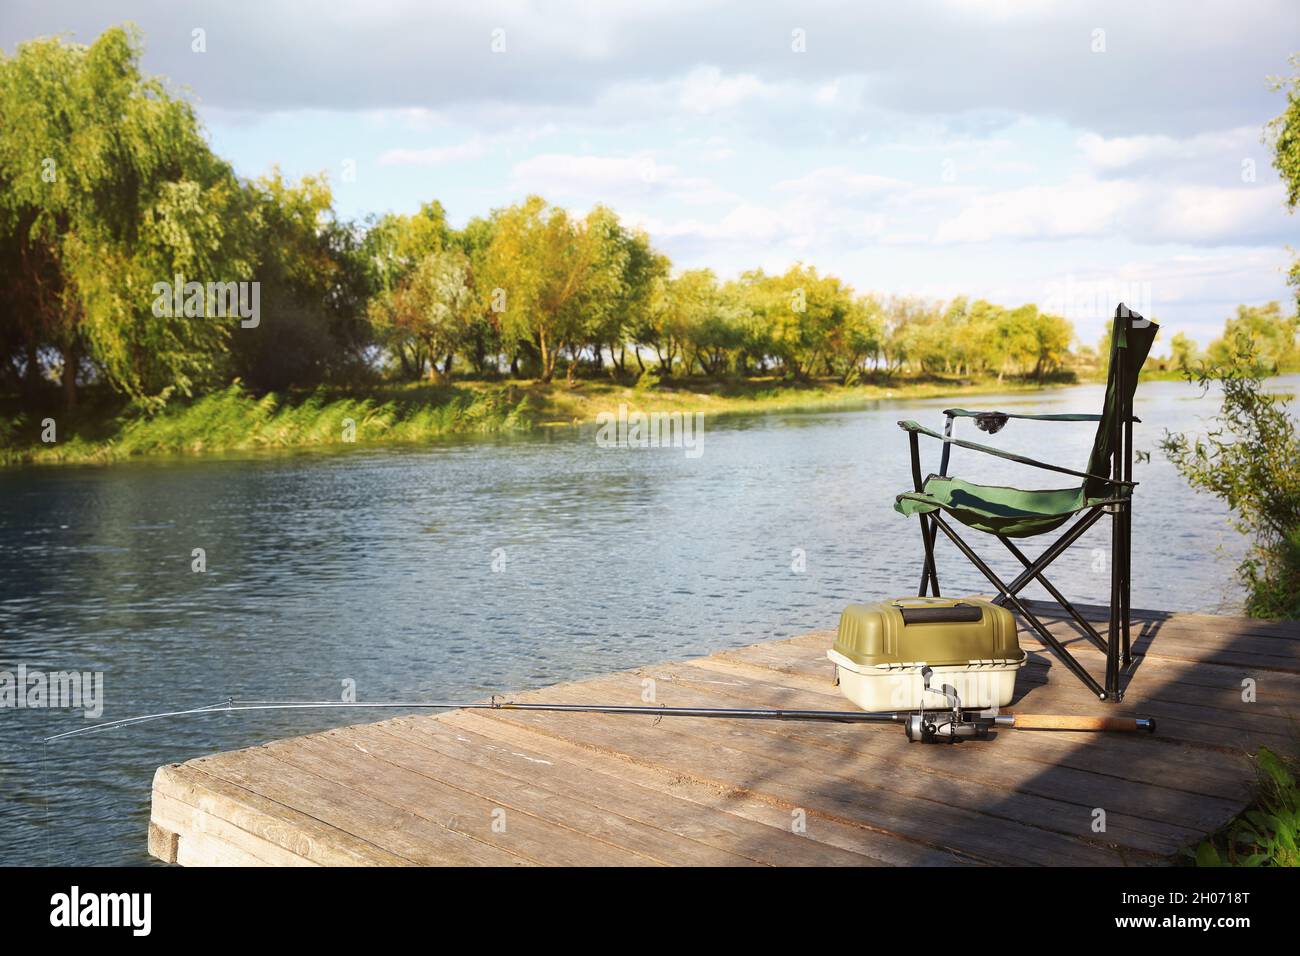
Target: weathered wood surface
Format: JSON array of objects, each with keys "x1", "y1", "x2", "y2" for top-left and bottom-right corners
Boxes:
[{"x1": 150, "y1": 605, "x2": 1300, "y2": 866}]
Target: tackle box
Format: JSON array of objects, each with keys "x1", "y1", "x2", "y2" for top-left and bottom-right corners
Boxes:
[{"x1": 828, "y1": 597, "x2": 1026, "y2": 711}]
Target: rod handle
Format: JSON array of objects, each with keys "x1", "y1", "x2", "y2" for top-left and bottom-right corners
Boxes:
[{"x1": 1009, "y1": 714, "x2": 1156, "y2": 733}]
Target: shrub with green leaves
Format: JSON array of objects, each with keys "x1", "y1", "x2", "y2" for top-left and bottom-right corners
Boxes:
[
  {"x1": 1160, "y1": 338, "x2": 1300, "y2": 619},
  {"x1": 1192, "y1": 747, "x2": 1299, "y2": 866}
]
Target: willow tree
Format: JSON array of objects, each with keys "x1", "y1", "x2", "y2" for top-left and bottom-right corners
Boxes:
[
  {"x1": 361, "y1": 201, "x2": 452, "y2": 296},
  {"x1": 0, "y1": 25, "x2": 257, "y2": 408},
  {"x1": 746, "y1": 265, "x2": 855, "y2": 379},
  {"x1": 576, "y1": 208, "x2": 663, "y2": 377},
  {"x1": 480, "y1": 196, "x2": 605, "y2": 384},
  {"x1": 368, "y1": 249, "x2": 476, "y2": 380},
  {"x1": 234, "y1": 169, "x2": 371, "y2": 391}
]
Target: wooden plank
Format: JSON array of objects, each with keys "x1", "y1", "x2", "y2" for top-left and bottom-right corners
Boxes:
[
  {"x1": 151, "y1": 792, "x2": 317, "y2": 866},
  {"x1": 192, "y1": 747, "x2": 532, "y2": 866},
  {"x1": 152, "y1": 763, "x2": 412, "y2": 866},
  {"x1": 1023, "y1": 600, "x2": 1300, "y2": 641},
  {"x1": 174, "y1": 833, "x2": 270, "y2": 867},
  {"x1": 147, "y1": 822, "x2": 178, "y2": 864},
  {"x1": 265, "y1": 733, "x2": 656, "y2": 867},
  {"x1": 334, "y1": 721, "x2": 767, "y2": 866},
  {"x1": 443, "y1": 710, "x2": 977, "y2": 866},
  {"x1": 1013, "y1": 604, "x2": 1300, "y2": 668},
  {"x1": 369, "y1": 717, "x2": 881, "y2": 866}
]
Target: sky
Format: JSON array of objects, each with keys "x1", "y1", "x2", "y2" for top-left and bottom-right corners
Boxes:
[{"x1": 3, "y1": 0, "x2": 1299, "y2": 349}]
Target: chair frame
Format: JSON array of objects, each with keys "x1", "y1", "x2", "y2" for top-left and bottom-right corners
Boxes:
[{"x1": 901, "y1": 305, "x2": 1146, "y2": 702}]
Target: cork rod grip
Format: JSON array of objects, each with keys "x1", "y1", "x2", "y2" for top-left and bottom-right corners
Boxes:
[{"x1": 1009, "y1": 714, "x2": 1155, "y2": 733}]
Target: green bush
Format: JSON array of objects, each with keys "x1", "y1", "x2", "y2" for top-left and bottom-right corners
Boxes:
[
  {"x1": 1192, "y1": 747, "x2": 1299, "y2": 866},
  {"x1": 1160, "y1": 339, "x2": 1300, "y2": 618}
]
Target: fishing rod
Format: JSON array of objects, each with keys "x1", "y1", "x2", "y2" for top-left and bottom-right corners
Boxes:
[{"x1": 43, "y1": 669, "x2": 1156, "y2": 745}]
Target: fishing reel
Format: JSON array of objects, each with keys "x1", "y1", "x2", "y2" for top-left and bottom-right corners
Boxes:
[
  {"x1": 903, "y1": 666, "x2": 993, "y2": 743},
  {"x1": 972, "y1": 411, "x2": 1009, "y2": 434}
]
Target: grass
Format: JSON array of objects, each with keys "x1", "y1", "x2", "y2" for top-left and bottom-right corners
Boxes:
[
  {"x1": 0, "y1": 381, "x2": 532, "y2": 465},
  {"x1": 2, "y1": 370, "x2": 1079, "y2": 467}
]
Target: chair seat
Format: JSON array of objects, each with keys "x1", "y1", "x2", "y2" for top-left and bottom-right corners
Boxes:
[{"x1": 895, "y1": 476, "x2": 1106, "y2": 538}]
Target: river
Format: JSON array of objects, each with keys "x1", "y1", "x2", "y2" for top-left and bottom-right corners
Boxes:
[{"x1": 3, "y1": 375, "x2": 1290, "y2": 865}]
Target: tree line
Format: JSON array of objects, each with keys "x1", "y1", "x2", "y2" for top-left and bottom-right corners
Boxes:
[{"x1": 2, "y1": 27, "x2": 1296, "y2": 415}]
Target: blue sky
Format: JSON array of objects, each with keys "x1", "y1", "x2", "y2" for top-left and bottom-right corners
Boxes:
[{"x1": 4, "y1": 0, "x2": 1299, "y2": 349}]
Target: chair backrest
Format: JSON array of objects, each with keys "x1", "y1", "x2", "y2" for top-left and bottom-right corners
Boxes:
[{"x1": 1083, "y1": 304, "x2": 1158, "y2": 499}]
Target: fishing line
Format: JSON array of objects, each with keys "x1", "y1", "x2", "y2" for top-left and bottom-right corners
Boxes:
[
  {"x1": 43, "y1": 696, "x2": 246, "y2": 742},
  {"x1": 42, "y1": 696, "x2": 899, "y2": 743}
]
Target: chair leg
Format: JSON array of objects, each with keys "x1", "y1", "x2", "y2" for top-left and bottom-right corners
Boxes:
[
  {"x1": 1120, "y1": 503, "x2": 1133, "y2": 668},
  {"x1": 1106, "y1": 505, "x2": 1122, "y2": 700},
  {"x1": 916, "y1": 515, "x2": 940, "y2": 596}
]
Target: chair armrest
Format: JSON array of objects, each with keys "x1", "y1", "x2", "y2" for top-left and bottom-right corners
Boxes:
[
  {"x1": 943, "y1": 408, "x2": 1141, "y2": 423},
  {"x1": 896, "y1": 420, "x2": 1136, "y2": 488}
]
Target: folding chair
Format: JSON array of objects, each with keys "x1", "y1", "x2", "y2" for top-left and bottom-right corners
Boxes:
[{"x1": 893, "y1": 304, "x2": 1158, "y2": 701}]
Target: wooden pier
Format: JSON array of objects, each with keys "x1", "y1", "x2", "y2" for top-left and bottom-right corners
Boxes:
[{"x1": 148, "y1": 602, "x2": 1300, "y2": 866}]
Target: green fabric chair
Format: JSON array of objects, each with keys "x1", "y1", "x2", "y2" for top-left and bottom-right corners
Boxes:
[{"x1": 892, "y1": 304, "x2": 1159, "y2": 701}]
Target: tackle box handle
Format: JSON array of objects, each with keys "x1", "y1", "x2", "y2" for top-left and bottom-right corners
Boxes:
[{"x1": 892, "y1": 601, "x2": 984, "y2": 625}]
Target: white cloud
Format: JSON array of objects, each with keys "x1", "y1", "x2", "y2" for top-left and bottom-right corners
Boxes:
[
  {"x1": 677, "y1": 67, "x2": 770, "y2": 114},
  {"x1": 510, "y1": 152, "x2": 733, "y2": 206},
  {"x1": 935, "y1": 178, "x2": 1290, "y2": 245},
  {"x1": 379, "y1": 138, "x2": 488, "y2": 166},
  {"x1": 775, "y1": 166, "x2": 907, "y2": 199},
  {"x1": 1077, "y1": 127, "x2": 1269, "y2": 181}
]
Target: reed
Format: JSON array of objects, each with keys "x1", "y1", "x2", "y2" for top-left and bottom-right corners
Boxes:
[{"x1": 1, "y1": 382, "x2": 533, "y2": 465}]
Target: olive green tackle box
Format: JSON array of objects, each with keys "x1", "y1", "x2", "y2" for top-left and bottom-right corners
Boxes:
[{"x1": 828, "y1": 597, "x2": 1026, "y2": 711}]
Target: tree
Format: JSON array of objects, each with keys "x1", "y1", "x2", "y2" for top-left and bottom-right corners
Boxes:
[
  {"x1": 361, "y1": 202, "x2": 451, "y2": 296},
  {"x1": 454, "y1": 215, "x2": 503, "y2": 376},
  {"x1": 233, "y1": 169, "x2": 372, "y2": 391},
  {"x1": 1266, "y1": 55, "x2": 1300, "y2": 310},
  {"x1": 1026, "y1": 308, "x2": 1073, "y2": 379},
  {"x1": 672, "y1": 270, "x2": 746, "y2": 376},
  {"x1": 581, "y1": 212, "x2": 662, "y2": 378},
  {"x1": 479, "y1": 196, "x2": 605, "y2": 384},
  {"x1": 738, "y1": 265, "x2": 853, "y2": 379},
  {"x1": 1168, "y1": 332, "x2": 1199, "y2": 371},
  {"x1": 833, "y1": 295, "x2": 885, "y2": 383},
  {"x1": 636, "y1": 269, "x2": 688, "y2": 375},
  {"x1": 881, "y1": 296, "x2": 938, "y2": 374},
  {"x1": 368, "y1": 249, "x2": 475, "y2": 381},
  {"x1": 0, "y1": 26, "x2": 257, "y2": 409},
  {"x1": 1206, "y1": 303, "x2": 1300, "y2": 372}
]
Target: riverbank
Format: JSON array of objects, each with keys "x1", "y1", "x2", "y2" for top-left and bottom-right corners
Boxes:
[{"x1": 2, "y1": 373, "x2": 1082, "y2": 466}]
